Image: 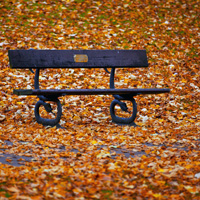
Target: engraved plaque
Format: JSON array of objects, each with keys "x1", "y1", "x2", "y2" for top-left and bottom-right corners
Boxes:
[{"x1": 74, "y1": 54, "x2": 88, "y2": 62}]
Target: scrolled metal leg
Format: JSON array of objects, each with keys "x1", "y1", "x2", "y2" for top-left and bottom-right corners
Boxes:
[
  {"x1": 34, "y1": 99, "x2": 62, "y2": 127},
  {"x1": 110, "y1": 98, "x2": 137, "y2": 126},
  {"x1": 109, "y1": 67, "x2": 137, "y2": 126}
]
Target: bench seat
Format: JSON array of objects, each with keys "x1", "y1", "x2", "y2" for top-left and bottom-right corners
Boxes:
[{"x1": 14, "y1": 88, "x2": 170, "y2": 96}]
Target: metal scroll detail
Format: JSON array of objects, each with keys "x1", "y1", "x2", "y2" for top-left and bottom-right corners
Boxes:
[
  {"x1": 34, "y1": 69, "x2": 62, "y2": 127},
  {"x1": 109, "y1": 68, "x2": 137, "y2": 126},
  {"x1": 104, "y1": 68, "x2": 111, "y2": 73},
  {"x1": 34, "y1": 99, "x2": 62, "y2": 126}
]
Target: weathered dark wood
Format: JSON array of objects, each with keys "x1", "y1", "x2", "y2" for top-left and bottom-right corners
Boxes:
[
  {"x1": 14, "y1": 88, "x2": 170, "y2": 96},
  {"x1": 8, "y1": 50, "x2": 148, "y2": 69}
]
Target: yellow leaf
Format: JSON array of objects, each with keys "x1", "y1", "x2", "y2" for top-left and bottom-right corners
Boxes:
[
  {"x1": 153, "y1": 193, "x2": 162, "y2": 198},
  {"x1": 182, "y1": 79, "x2": 187, "y2": 83},
  {"x1": 184, "y1": 185, "x2": 197, "y2": 194},
  {"x1": 91, "y1": 140, "x2": 97, "y2": 145},
  {"x1": 130, "y1": 30, "x2": 136, "y2": 34},
  {"x1": 158, "y1": 168, "x2": 168, "y2": 173}
]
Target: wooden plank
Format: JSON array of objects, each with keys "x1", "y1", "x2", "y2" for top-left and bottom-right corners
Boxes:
[
  {"x1": 13, "y1": 88, "x2": 170, "y2": 96},
  {"x1": 8, "y1": 50, "x2": 148, "y2": 68}
]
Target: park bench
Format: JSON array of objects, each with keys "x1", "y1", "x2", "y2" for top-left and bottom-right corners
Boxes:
[{"x1": 8, "y1": 49, "x2": 170, "y2": 127}]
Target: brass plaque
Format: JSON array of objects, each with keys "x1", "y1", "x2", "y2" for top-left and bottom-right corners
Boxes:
[{"x1": 74, "y1": 54, "x2": 88, "y2": 63}]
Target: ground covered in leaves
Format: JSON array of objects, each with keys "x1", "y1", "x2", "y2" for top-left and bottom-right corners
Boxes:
[{"x1": 0, "y1": 0, "x2": 199, "y2": 199}]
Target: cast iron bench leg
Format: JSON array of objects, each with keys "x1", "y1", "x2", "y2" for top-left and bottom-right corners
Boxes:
[
  {"x1": 110, "y1": 98, "x2": 137, "y2": 126},
  {"x1": 34, "y1": 69, "x2": 62, "y2": 127},
  {"x1": 109, "y1": 68, "x2": 137, "y2": 126},
  {"x1": 34, "y1": 99, "x2": 62, "y2": 126}
]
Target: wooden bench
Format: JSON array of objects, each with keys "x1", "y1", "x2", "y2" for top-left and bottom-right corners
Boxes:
[{"x1": 8, "y1": 49, "x2": 170, "y2": 127}]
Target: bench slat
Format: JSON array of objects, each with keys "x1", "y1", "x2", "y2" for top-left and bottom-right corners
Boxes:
[
  {"x1": 14, "y1": 88, "x2": 170, "y2": 96},
  {"x1": 8, "y1": 50, "x2": 148, "y2": 69}
]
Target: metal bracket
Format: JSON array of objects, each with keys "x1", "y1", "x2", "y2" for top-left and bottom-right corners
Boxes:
[
  {"x1": 104, "y1": 68, "x2": 111, "y2": 73},
  {"x1": 29, "y1": 68, "x2": 34, "y2": 73}
]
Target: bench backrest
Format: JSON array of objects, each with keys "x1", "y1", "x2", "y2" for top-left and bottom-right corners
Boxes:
[{"x1": 8, "y1": 50, "x2": 148, "y2": 69}]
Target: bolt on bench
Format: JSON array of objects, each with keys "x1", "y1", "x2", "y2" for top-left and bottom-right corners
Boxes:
[{"x1": 8, "y1": 50, "x2": 170, "y2": 127}]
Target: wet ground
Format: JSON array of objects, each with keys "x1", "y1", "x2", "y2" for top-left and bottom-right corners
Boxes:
[{"x1": 0, "y1": 139, "x2": 192, "y2": 167}]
